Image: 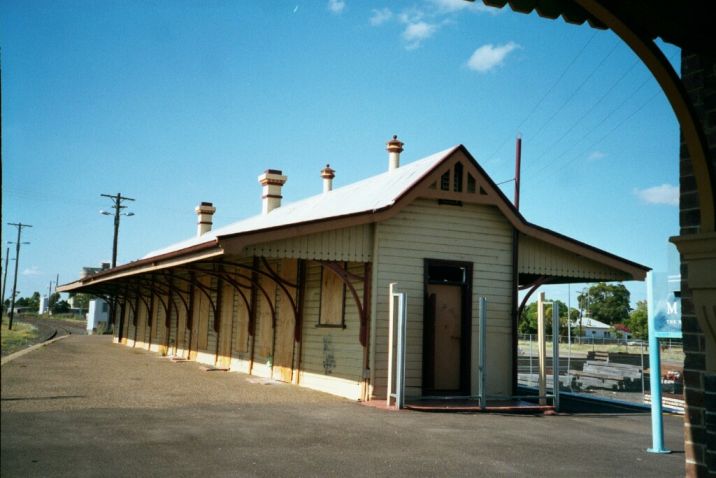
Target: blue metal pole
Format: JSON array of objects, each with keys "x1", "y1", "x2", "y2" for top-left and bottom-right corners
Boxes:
[
  {"x1": 552, "y1": 301, "x2": 560, "y2": 411},
  {"x1": 647, "y1": 272, "x2": 670, "y2": 454}
]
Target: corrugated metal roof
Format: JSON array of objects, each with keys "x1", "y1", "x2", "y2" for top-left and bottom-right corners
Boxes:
[
  {"x1": 576, "y1": 317, "x2": 611, "y2": 330},
  {"x1": 143, "y1": 146, "x2": 458, "y2": 259}
]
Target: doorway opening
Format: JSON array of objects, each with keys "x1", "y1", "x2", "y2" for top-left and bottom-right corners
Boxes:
[{"x1": 423, "y1": 259, "x2": 472, "y2": 396}]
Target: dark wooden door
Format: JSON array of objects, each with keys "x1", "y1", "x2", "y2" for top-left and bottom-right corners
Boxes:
[{"x1": 427, "y1": 284, "x2": 462, "y2": 391}]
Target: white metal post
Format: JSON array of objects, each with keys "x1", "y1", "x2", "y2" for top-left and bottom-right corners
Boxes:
[
  {"x1": 396, "y1": 292, "x2": 407, "y2": 409},
  {"x1": 537, "y1": 292, "x2": 546, "y2": 405},
  {"x1": 552, "y1": 301, "x2": 560, "y2": 411},
  {"x1": 478, "y1": 297, "x2": 487, "y2": 409},
  {"x1": 387, "y1": 283, "x2": 407, "y2": 410},
  {"x1": 387, "y1": 283, "x2": 396, "y2": 407}
]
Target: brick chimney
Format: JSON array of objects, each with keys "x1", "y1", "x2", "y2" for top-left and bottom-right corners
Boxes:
[
  {"x1": 320, "y1": 164, "x2": 335, "y2": 193},
  {"x1": 386, "y1": 135, "x2": 404, "y2": 171},
  {"x1": 195, "y1": 202, "x2": 216, "y2": 236},
  {"x1": 258, "y1": 170, "x2": 287, "y2": 214}
]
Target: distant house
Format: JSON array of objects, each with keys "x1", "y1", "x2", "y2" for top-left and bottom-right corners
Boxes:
[
  {"x1": 575, "y1": 317, "x2": 612, "y2": 339},
  {"x1": 59, "y1": 138, "x2": 648, "y2": 402},
  {"x1": 612, "y1": 323, "x2": 632, "y2": 339}
]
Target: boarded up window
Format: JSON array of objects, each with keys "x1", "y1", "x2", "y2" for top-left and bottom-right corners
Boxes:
[{"x1": 319, "y1": 266, "x2": 345, "y2": 327}]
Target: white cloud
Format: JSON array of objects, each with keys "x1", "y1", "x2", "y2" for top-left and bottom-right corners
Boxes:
[
  {"x1": 369, "y1": 8, "x2": 393, "y2": 26},
  {"x1": 402, "y1": 21, "x2": 438, "y2": 50},
  {"x1": 398, "y1": 7, "x2": 425, "y2": 25},
  {"x1": 634, "y1": 183, "x2": 679, "y2": 206},
  {"x1": 429, "y1": 0, "x2": 497, "y2": 13},
  {"x1": 372, "y1": 2, "x2": 499, "y2": 48},
  {"x1": 22, "y1": 266, "x2": 42, "y2": 276},
  {"x1": 587, "y1": 151, "x2": 607, "y2": 161},
  {"x1": 327, "y1": 0, "x2": 345, "y2": 14},
  {"x1": 466, "y1": 41, "x2": 520, "y2": 72}
]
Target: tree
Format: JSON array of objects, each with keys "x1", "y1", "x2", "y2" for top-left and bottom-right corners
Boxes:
[
  {"x1": 49, "y1": 292, "x2": 61, "y2": 308},
  {"x1": 519, "y1": 299, "x2": 578, "y2": 335},
  {"x1": 577, "y1": 282, "x2": 631, "y2": 325},
  {"x1": 70, "y1": 293, "x2": 91, "y2": 311},
  {"x1": 627, "y1": 300, "x2": 648, "y2": 339},
  {"x1": 27, "y1": 291, "x2": 41, "y2": 312},
  {"x1": 51, "y1": 300, "x2": 70, "y2": 314}
]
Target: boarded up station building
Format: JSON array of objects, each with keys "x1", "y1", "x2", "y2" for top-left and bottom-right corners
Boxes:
[{"x1": 60, "y1": 138, "x2": 648, "y2": 403}]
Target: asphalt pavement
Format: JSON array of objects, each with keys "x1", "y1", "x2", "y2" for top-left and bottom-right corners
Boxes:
[{"x1": 1, "y1": 335, "x2": 684, "y2": 477}]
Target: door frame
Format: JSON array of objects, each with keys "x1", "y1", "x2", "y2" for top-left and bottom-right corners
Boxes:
[{"x1": 422, "y1": 259, "x2": 473, "y2": 396}]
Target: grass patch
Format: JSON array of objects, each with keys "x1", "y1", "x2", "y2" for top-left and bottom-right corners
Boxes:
[
  {"x1": 1, "y1": 317, "x2": 39, "y2": 355},
  {"x1": 50, "y1": 313, "x2": 86, "y2": 322}
]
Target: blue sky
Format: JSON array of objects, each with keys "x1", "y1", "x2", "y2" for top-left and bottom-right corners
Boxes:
[{"x1": 2, "y1": 0, "x2": 680, "y2": 308}]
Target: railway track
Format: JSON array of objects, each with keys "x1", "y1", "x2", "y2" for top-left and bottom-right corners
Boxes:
[{"x1": 1, "y1": 316, "x2": 86, "y2": 357}]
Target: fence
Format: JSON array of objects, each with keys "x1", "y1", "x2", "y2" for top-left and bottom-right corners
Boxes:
[{"x1": 516, "y1": 334, "x2": 684, "y2": 411}]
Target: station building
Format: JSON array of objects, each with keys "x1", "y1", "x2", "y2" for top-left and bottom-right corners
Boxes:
[{"x1": 59, "y1": 137, "x2": 647, "y2": 402}]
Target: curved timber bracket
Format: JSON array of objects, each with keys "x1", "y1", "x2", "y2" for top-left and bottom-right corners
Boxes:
[{"x1": 517, "y1": 276, "x2": 552, "y2": 321}]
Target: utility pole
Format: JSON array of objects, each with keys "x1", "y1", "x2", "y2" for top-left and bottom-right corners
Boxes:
[
  {"x1": 7, "y1": 222, "x2": 32, "y2": 330},
  {"x1": 514, "y1": 134, "x2": 522, "y2": 210},
  {"x1": 47, "y1": 280, "x2": 53, "y2": 315},
  {"x1": 100, "y1": 193, "x2": 135, "y2": 268},
  {"x1": 1, "y1": 247, "x2": 9, "y2": 314},
  {"x1": 100, "y1": 193, "x2": 134, "y2": 332}
]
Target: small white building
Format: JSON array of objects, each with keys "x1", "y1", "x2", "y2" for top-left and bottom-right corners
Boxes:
[
  {"x1": 38, "y1": 296, "x2": 50, "y2": 314},
  {"x1": 86, "y1": 299, "x2": 109, "y2": 334},
  {"x1": 575, "y1": 317, "x2": 612, "y2": 339}
]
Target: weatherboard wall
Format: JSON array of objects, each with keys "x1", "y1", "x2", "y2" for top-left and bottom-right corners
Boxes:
[
  {"x1": 298, "y1": 261, "x2": 365, "y2": 400},
  {"x1": 372, "y1": 198, "x2": 514, "y2": 400},
  {"x1": 244, "y1": 224, "x2": 373, "y2": 262},
  {"x1": 518, "y1": 234, "x2": 629, "y2": 281}
]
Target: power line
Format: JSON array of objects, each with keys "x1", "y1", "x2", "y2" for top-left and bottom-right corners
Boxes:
[
  {"x1": 534, "y1": 86, "x2": 662, "y2": 181},
  {"x1": 524, "y1": 57, "x2": 641, "y2": 173},
  {"x1": 526, "y1": 73, "x2": 654, "y2": 181},
  {"x1": 527, "y1": 39, "x2": 621, "y2": 143},
  {"x1": 525, "y1": 49, "x2": 680, "y2": 182},
  {"x1": 482, "y1": 30, "x2": 598, "y2": 163}
]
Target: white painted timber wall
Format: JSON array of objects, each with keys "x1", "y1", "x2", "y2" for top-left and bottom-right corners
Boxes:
[
  {"x1": 245, "y1": 225, "x2": 372, "y2": 262},
  {"x1": 298, "y1": 261, "x2": 365, "y2": 400},
  {"x1": 518, "y1": 234, "x2": 628, "y2": 281},
  {"x1": 372, "y1": 199, "x2": 514, "y2": 399}
]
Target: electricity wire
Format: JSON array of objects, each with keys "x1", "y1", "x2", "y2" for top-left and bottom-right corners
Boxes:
[{"x1": 482, "y1": 30, "x2": 598, "y2": 163}]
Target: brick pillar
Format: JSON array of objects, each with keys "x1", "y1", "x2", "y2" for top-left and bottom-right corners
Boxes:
[{"x1": 679, "y1": 50, "x2": 716, "y2": 477}]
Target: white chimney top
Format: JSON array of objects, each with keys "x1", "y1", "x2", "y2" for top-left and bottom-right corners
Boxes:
[
  {"x1": 386, "y1": 135, "x2": 404, "y2": 171},
  {"x1": 258, "y1": 170, "x2": 288, "y2": 214},
  {"x1": 195, "y1": 202, "x2": 216, "y2": 236},
  {"x1": 320, "y1": 164, "x2": 335, "y2": 193}
]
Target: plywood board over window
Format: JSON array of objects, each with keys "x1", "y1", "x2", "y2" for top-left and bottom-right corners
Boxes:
[
  {"x1": 319, "y1": 264, "x2": 346, "y2": 327},
  {"x1": 273, "y1": 258, "x2": 298, "y2": 383}
]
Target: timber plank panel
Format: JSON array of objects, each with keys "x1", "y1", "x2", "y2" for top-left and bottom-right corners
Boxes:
[
  {"x1": 217, "y1": 281, "x2": 235, "y2": 368},
  {"x1": 254, "y1": 264, "x2": 276, "y2": 367},
  {"x1": 272, "y1": 258, "x2": 297, "y2": 383}
]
